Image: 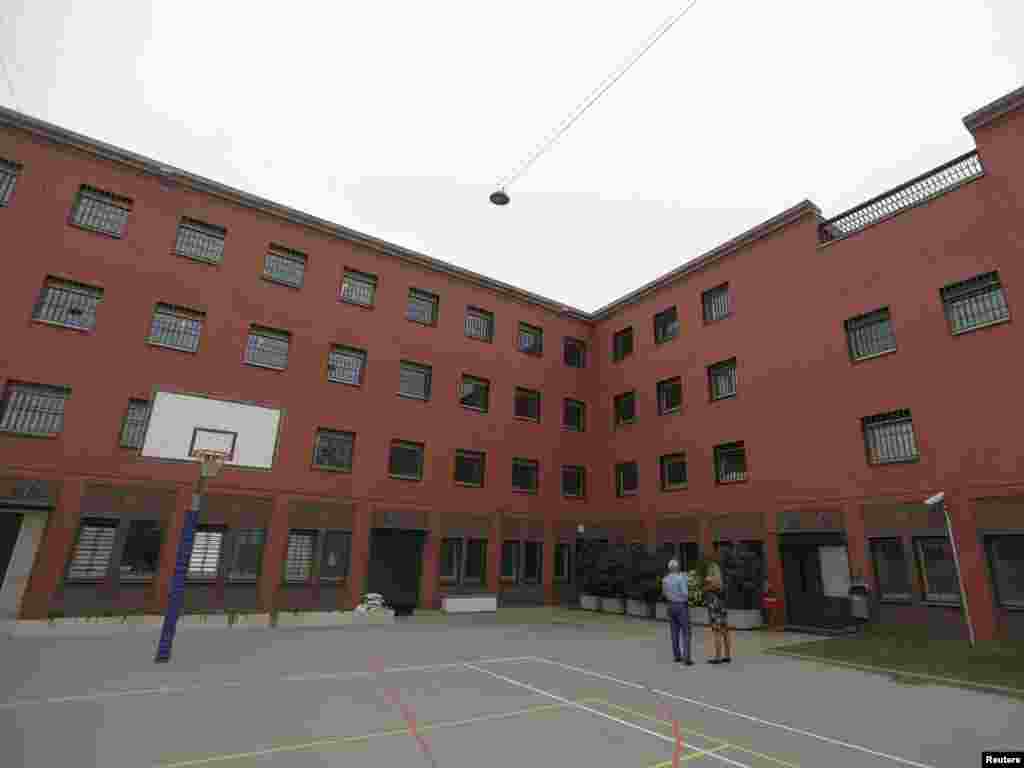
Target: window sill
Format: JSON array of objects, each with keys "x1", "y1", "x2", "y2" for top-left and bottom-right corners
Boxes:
[
  {"x1": 662, "y1": 484, "x2": 688, "y2": 492},
  {"x1": 659, "y1": 409, "x2": 681, "y2": 417},
  {"x1": 397, "y1": 392, "x2": 430, "y2": 402},
  {"x1": 32, "y1": 319, "x2": 94, "y2": 333},
  {"x1": 512, "y1": 488, "x2": 538, "y2": 495},
  {"x1": 338, "y1": 298, "x2": 375, "y2": 310},
  {"x1": 312, "y1": 464, "x2": 352, "y2": 474},
  {"x1": 710, "y1": 394, "x2": 737, "y2": 403},
  {"x1": 562, "y1": 426, "x2": 585, "y2": 433},
  {"x1": 951, "y1": 317, "x2": 1009, "y2": 336},
  {"x1": 389, "y1": 474, "x2": 423, "y2": 482},
  {"x1": 320, "y1": 577, "x2": 347, "y2": 584},
  {"x1": 654, "y1": 337, "x2": 679, "y2": 346},
  {"x1": 715, "y1": 478, "x2": 748, "y2": 486},
  {"x1": 71, "y1": 222, "x2": 123, "y2": 239},
  {"x1": 245, "y1": 360, "x2": 287, "y2": 372},
  {"x1": 615, "y1": 421, "x2": 636, "y2": 429},
  {"x1": 460, "y1": 405, "x2": 489, "y2": 413},
  {"x1": 407, "y1": 318, "x2": 437, "y2": 328},
  {"x1": 465, "y1": 334, "x2": 494, "y2": 344},
  {"x1": 327, "y1": 377, "x2": 362, "y2": 387},
  {"x1": 454, "y1": 481, "x2": 483, "y2": 489},
  {"x1": 514, "y1": 416, "x2": 541, "y2": 424},
  {"x1": 176, "y1": 251, "x2": 222, "y2": 266},
  {"x1": 922, "y1": 600, "x2": 961, "y2": 608},
  {"x1": 617, "y1": 492, "x2": 639, "y2": 498},
  {"x1": 703, "y1": 314, "x2": 733, "y2": 325},
  {"x1": 518, "y1": 349, "x2": 543, "y2": 357},
  {"x1": 261, "y1": 274, "x2": 303, "y2": 290},
  {"x1": 0, "y1": 429, "x2": 59, "y2": 440},
  {"x1": 146, "y1": 340, "x2": 198, "y2": 354},
  {"x1": 869, "y1": 458, "x2": 921, "y2": 467},
  {"x1": 850, "y1": 348, "x2": 897, "y2": 364},
  {"x1": 562, "y1": 494, "x2": 586, "y2": 501}
]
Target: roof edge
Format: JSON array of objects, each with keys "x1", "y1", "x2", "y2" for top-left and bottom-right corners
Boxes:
[
  {"x1": 590, "y1": 199, "x2": 822, "y2": 320},
  {"x1": 963, "y1": 84, "x2": 1024, "y2": 132}
]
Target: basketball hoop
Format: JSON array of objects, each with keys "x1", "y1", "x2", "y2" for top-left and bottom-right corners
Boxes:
[{"x1": 193, "y1": 449, "x2": 228, "y2": 479}]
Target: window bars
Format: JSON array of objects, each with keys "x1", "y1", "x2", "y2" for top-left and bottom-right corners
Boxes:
[
  {"x1": 264, "y1": 246, "x2": 306, "y2": 287},
  {"x1": 703, "y1": 283, "x2": 730, "y2": 322},
  {"x1": 715, "y1": 442, "x2": 746, "y2": 483},
  {"x1": 187, "y1": 528, "x2": 224, "y2": 579},
  {"x1": 175, "y1": 218, "x2": 226, "y2": 263},
  {"x1": 246, "y1": 327, "x2": 290, "y2": 369},
  {"x1": 0, "y1": 157, "x2": 20, "y2": 205},
  {"x1": 71, "y1": 186, "x2": 131, "y2": 236},
  {"x1": 709, "y1": 359, "x2": 737, "y2": 400},
  {"x1": 846, "y1": 308, "x2": 896, "y2": 360},
  {"x1": 33, "y1": 278, "x2": 103, "y2": 330},
  {"x1": 119, "y1": 399, "x2": 150, "y2": 448},
  {"x1": 455, "y1": 449, "x2": 485, "y2": 486},
  {"x1": 407, "y1": 289, "x2": 438, "y2": 325},
  {"x1": 313, "y1": 429, "x2": 354, "y2": 471},
  {"x1": 340, "y1": 270, "x2": 377, "y2": 306},
  {"x1": 66, "y1": 520, "x2": 118, "y2": 580},
  {"x1": 465, "y1": 307, "x2": 494, "y2": 341},
  {"x1": 328, "y1": 347, "x2": 366, "y2": 385},
  {"x1": 863, "y1": 410, "x2": 918, "y2": 464},
  {"x1": 460, "y1": 376, "x2": 489, "y2": 411},
  {"x1": 0, "y1": 382, "x2": 70, "y2": 436},
  {"x1": 285, "y1": 530, "x2": 317, "y2": 582},
  {"x1": 941, "y1": 271, "x2": 1010, "y2": 334}
]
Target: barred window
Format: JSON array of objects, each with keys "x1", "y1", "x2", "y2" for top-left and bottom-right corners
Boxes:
[
  {"x1": 441, "y1": 538, "x2": 463, "y2": 582},
  {"x1": 614, "y1": 391, "x2": 635, "y2": 426},
  {"x1": 148, "y1": 303, "x2": 204, "y2": 352},
  {"x1": 459, "y1": 375, "x2": 489, "y2": 411},
  {"x1": 465, "y1": 538, "x2": 487, "y2": 583},
  {"x1": 407, "y1": 289, "x2": 438, "y2": 325},
  {"x1": 616, "y1": 461, "x2": 639, "y2": 496},
  {"x1": 340, "y1": 269, "x2": 377, "y2": 306},
  {"x1": 941, "y1": 271, "x2": 1010, "y2": 334},
  {"x1": 0, "y1": 157, "x2": 20, "y2": 206},
  {"x1": 454, "y1": 449, "x2": 485, "y2": 486},
  {"x1": 33, "y1": 278, "x2": 103, "y2": 330},
  {"x1": 512, "y1": 458, "x2": 539, "y2": 493},
  {"x1": 321, "y1": 530, "x2": 351, "y2": 580},
  {"x1": 709, "y1": 359, "x2": 737, "y2": 400},
  {"x1": 660, "y1": 453, "x2": 688, "y2": 490},
  {"x1": 657, "y1": 377, "x2": 682, "y2": 414},
  {"x1": 328, "y1": 346, "x2": 366, "y2": 385},
  {"x1": 119, "y1": 520, "x2": 162, "y2": 581},
  {"x1": 245, "y1": 326, "x2": 290, "y2": 370},
  {"x1": 562, "y1": 465, "x2": 585, "y2": 498},
  {"x1": 518, "y1": 323, "x2": 543, "y2": 355},
  {"x1": 523, "y1": 541, "x2": 543, "y2": 584},
  {"x1": 187, "y1": 527, "x2": 224, "y2": 580},
  {"x1": 714, "y1": 442, "x2": 747, "y2": 483},
  {"x1": 986, "y1": 535, "x2": 1024, "y2": 609},
  {"x1": 175, "y1": 218, "x2": 226, "y2": 264},
  {"x1": 563, "y1": 399, "x2": 585, "y2": 431},
  {"x1": 846, "y1": 308, "x2": 896, "y2": 360},
  {"x1": 285, "y1": 530, "x2": 317, "y2": 583},
  {"x1": 555, "y1": 542, "x2": 572, "y2": 581},
  {"x1": 501, "y1": 540, "x2": 520, "y2": 580},
  {"x1": 514, "y1": 388, "x2": 541, "y2": 421},
  {"x1": 389, "y1": 440, "x2": 424, "y2": 480},
  {"x1": 66, "y1": 519, "x2": 118, "y2": 580},
  {"x1": 915, "y1": 537, "x2": 959, "y2": 603},
  {"x1": 653, "y1": 306, "x2": 679, "y2": 343},
  {"x1": 703, "y1": 283, "x2": 731, "y2": 323},
  {"x1": 119, "y1": 399, "x2": 150, "y2": 448},
  {"x1": 465, "y1": 307, "x2": 494, "y2": 341},
  {"x1": 313, "y1": 429, "x2": 354, "y2": 471},
  {"x1": 399, "y1": 361, "x2": 432, "y2": 399},
  {"x1": 612, "y1": 327, "x2": 633, "y2": 361},
  {"x1": 870, "y1": 538, "x2": 912, "y2": 601},
  {"x1": 0, "y1": 382, "x2": 70, "y2": 436},
  {"x1": 264, "y1": 245, "x2": 306, "y2": 287},
  {"x1": 70, "y1": 186, "x2": 131, "y2": 237},
  {"x1": 228, "y1": 528, "x2": 265, "y2": 581},
  {"x1": 863, "y1": 410, "x2": 918, "y2": 464},
  {"x1": 564, "y1": 337, "x2": 586, "y2": 368}
]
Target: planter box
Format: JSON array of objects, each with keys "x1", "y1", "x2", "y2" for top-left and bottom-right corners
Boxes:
[
  {"x1": 690, "y1": 606, "x2": 709, "y2": 625},
  {"x1": 728, "y1": 609, "x2": 763, "y2": 630},
  {"x1": 600, "y1": 597, "x2": 625, "y2": 614},
  {"x1": 654, "y1": 602, "x2": 669, "y2": 621},
  {"x1": 579, "y1": 594, "x2": 600, "y2": 611},
  {"x1": 626, "y1": 599, "x2": 653, "y2": 618},
  {"x1": 442, "y1": 595, "x2": 497, "y2": 614}
]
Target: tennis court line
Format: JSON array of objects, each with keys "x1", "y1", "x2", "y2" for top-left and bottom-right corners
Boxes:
[
  {"x1": 465, "y1": 663, "x2": 753, "y2": 768},
  {"x1": 531, "y1": 656, "x2": 936, "y2": 768},
  {"x1": 155, "y1": 701, "x2": 574, "y2": 767},
  {"x1": 648, "y1": 744, "x2": 730, "y2": 767}
]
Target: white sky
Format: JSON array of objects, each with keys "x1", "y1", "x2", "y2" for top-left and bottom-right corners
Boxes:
[{"x1": 2, "y1": 1, "x2": 1022, "y2": 312}]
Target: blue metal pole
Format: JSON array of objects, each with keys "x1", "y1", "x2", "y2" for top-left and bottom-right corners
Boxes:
[{"x1": 155, "y1": 486, "x2": 203, "y2": 663}]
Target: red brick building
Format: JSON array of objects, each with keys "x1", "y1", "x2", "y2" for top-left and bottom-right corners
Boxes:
[{"x1": 1, "y1": 85, "x2": 1021, "y2": 639}]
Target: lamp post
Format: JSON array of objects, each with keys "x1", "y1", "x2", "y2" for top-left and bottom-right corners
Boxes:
[{"x1": 925, "y1": 492, "x2": 975, "y2": 647}]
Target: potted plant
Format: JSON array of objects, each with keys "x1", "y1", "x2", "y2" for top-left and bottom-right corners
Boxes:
[
  {"x1": 722, "y1": 543, "x2": 765, "y2": 629},
  {"x1": 577, "y1": 539, "x2": 603, "y2": 610},
  {"x1": 688, "y1": 559, "x2": 709, "y2": 625},
  {"x1": 596, "y1": 545, "x2": 627, "y2": 613},
  {"x1": 626, "y1": 547, "x2": 661, "y2": 619}
]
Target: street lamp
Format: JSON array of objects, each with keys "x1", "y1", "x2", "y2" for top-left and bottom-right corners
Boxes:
[{"x1": 924, "y1": 492, "x2": 975, "y2": 647}]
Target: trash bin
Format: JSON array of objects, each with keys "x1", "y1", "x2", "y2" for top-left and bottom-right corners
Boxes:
[{"x1": 849, "y1": 583, "x2": 871, "y2": 621}]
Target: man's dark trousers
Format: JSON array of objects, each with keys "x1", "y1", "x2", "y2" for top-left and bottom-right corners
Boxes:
[{"x1": 668, "y1": 602, "x2": 691, "y2": 662}]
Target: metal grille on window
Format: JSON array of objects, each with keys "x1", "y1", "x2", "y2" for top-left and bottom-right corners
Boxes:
[
  {"x1": 616, "y1": 393, "x2": 635, "y2": 423},
  {"x1": 863, "y1": 410, "x2": 918, "y2": 464},
  {"x1": 264, "y1": 246, "x2": 306, "y2": 287},
  {"x1": 941, "y1": 272, "x2": 1009, "y2": 333},
  {"x1": 513, "y1": 460, "x2": 538, "y2": 491},
  {"x1": 658, "y1": 379, "x2": 681, "y2": 413},
  {"x1": 399, "y1": 363, "x2": 431, "y2": 399},
  {"x1": 716, "y1": 444, "x2": 746, "y2": 482},
  {"x1": 465, "y1": 309, "x2": 493, "y2": 340},
  {"x1": 120, "y1": 399, "x2": 150, "y2": 448},
  {"x1": 390, "y1": 443, "x2": 423, "y2": 479},
  {"x1": 870, "y1": 538, "x2": 912, "y2": 600},
  {"x1": 285, "y1": 530, "x2": 317, "y2": 583},
  {"x1": 663, "y1": 455, "x2": 687, "y2": 488},
  {"x1": 455, "y1": 450, "x2": 484, "y2": 485},
  {"x1": 407, "y1": 290, "x2": 437, "y2": 324},
  {"x1": 988, "y1": 536, "x2": 1024, "y2": 609},
  {"x1": 555, "y1": 543, "x2": 571, "y2": 581},
  {"x1": 0, "y1": 158, "x2": 19, "y2": 205},
  {"x1": 710, "y1": 361, "x2": 737, "y2": 399},
  {"x1": 340, "y1": 271, "x2": 376, "y2": 305},
  {"x1": 71, "y1": 186, "x2": 131, "y2": 236},
  {"x1": 613, "y1": 329, "x2": 633, "y2": 360},
  {"x1": 176, "y1": 218, "x2": 226, "y2": 263},
  {"x1": 916, "y1": 538, "x2": 959, "y2": 602},
  {"x1": 523, "y1": 542, "x2": 543, "y2": 583},
  {"x1": 246, "y1": 328, "x2": 290, "y2": 369},
  {"x1": 328, "y1": 347, "x2": 365, "y2": 385},
  {"x1": 321, "y1": 531, "x2": 351, "y2": 580},
  {"x1": 465, "y1": 539, "x2": 487, "y2": 582},
  {"x1": 460, "y1": 378, "x2": 488, "y2": 410},
  {"x1": 846, "y1": 309, "x2": 896, "y2": 360},
  {"x1": 149, "y1": 304, "x2": 203, "y2": 352},
  {"x1": 187, "y1": 528, "x2": 223, "y2": 579},
  {"x1": 314, "y1": 430, "x2": 354, "y2": 470},
  {"x1": 230, "y1": 529, "x2": 265, "y2": 580},
  {"x1": 564, "y1": 339, "x2": 585, "y2": 367},
  {"x1": 618, "y1": 463, "x2": 638, "y2": 494},
  {"x1": 564, "y1": 400, "x2": 583, "y2": 430},
  {"x1": 119, "y1": 520, "x2": 162, "y2": 580},
  {"x1": 655, "y1": 308, "x2": 679, "y2": 342},
  {"x1": 441, "y1": 538, "x2": 463, "y2": 581},
  {"x1": 32, "y1": 279, "x2": 102, "y2": 330},
  {"x1": 515, "y1": 390, "x2": 539, "y2": 420},
  {"x1": 703, "y1": 284, "x2": 730, "y2": 322},
  {"x1": 67, "y1": 520, "x2": 118, "y2": 580},
  {"x1": 502, "y1": 541, "x2": 520, "y2": 580},
  {"x1": 0, "y1": 382, "x2": 69, "y2": 436},
  {"x1": 518, "y1": 325, "x2": 542, "y2": 354},
  {"x1": 562, "y1": 466, "x2": 584, "y2": 497}
]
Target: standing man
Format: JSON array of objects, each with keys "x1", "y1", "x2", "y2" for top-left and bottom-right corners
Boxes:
[{"x1": 662, "y1": 559, "x2": 693, "y2": 665}]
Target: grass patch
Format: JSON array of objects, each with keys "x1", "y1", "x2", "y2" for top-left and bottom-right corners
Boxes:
[{"x1": 768, "y1": 622, "x2": 1024, "y2": 698}]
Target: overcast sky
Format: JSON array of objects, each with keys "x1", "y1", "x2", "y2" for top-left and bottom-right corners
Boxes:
[{"x1": 2, "y1": 1, "x2": 1021, "y2": 312}]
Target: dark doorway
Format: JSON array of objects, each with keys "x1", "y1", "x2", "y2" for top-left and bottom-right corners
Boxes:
[
  {"x1": 779, "y1": 533, "x2": 854, "y2": 630},
  {"x1": 0, "y1": 513, "x2": 23, "y2": 589},
  {"x1": 366, "y1": 528, "x2": 426, "y2": 616}
]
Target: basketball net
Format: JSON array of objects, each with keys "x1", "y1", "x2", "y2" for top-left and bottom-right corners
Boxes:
[{"x1": 193, "y1": 449, "x2": 228, "y2": 479}]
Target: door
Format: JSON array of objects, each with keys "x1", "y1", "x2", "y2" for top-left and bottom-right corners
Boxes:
[
  {"x1": 366, "y1": 528, "x2": 426, "y2": 615},
  {"x1": 0, "y1": 513, "x2": 23, "y2": 590},
  {"x1": 780, "y1": 533, "x2": 854, "y2": 629}
]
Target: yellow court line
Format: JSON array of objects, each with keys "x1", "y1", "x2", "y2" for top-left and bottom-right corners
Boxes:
[
  {"x1": 157, "y1": 701, "x2": 573, "y2": 767},
  {"x1": 648, "y1": 744, "x2": 731, "y2": 767},
  {"x1": 581, "y1": 698, "x2": 801, "y2": 768}
]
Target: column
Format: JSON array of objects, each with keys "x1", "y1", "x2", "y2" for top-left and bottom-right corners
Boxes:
[
  {"x1": 153, "y1": 486, "x2": 192, "y2": 614},
  {"x1": 0, "y1": 510, "x2": 50, "y2": 619},
  {"x1": 842, "y1": 501, "x2": 870, "y2": 587},
  {"x1": 487, "y1": 511, "x2": 501, "y2": 596},
  {"x1": 347, "y1": 501, "x2": 371, "y2": 610},
  {"x1": 258, "y1": 495, "x2": 289, "y2": 614},
  {"x1": 419, "y1": 510, "x2": 441, "y2": 610},
  {"x1": 698, "y1": 515, "x2": 714, "y2": 561},
  {"x1": 543, "y1": 518, "x2": 556, "y2": 606},
  {"x1": 946, "y1": 491, "x2": 998, "y2": 642},
  {"x1": 18, "y1": 477, "x2": 84, "y2": 620},
  {"x1": 764, "y1": 529, "x2": 785, "y2": 630}
]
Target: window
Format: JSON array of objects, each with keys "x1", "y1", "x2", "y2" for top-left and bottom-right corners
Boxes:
[
  {"x1": 389, "y1": 440, "x2": 424, "y2": 480},
  {"x1": 440, "y1": 538, "x2": 464, "y2": 582},
  {"x1": 563, "y1": 399, "x2": 585, "y2": 431},
  {"x1": 518, "y1": 322, "x2": 543, "y2": 355},
  {"x1": 228, "y1": 528, "x2": 265, "y2": 581},
  {"x1": 33, "y1": 278, "x2": 103, "y2": 330},
  {"x1": 285, "y1": 530, "x2": 317, "y2": 583},
  {"x1": 454, "y1": 449, "x2": 485, "y2": 487},
  {"x1": 523, "y1": 541, "x2": 543, "y2": 584},
  {"x1": 657, "y1": 377, "x2": 682, "y2": 415},
  {"x1": 465, "y1": 539, "x2": 487, "y2": 583},
  {"x1": 320, "y1": 530, "x2": 352, "y2": 580},
  {"x1": 986, "y1": 535, "x2": 1024, "y2": 609},
  {"x1": 915, "y1": 537, "x2": 960, "y2": 603},
  {"x1": 564, "y1": 337, "x2": 586, "y2": 368},
  {"x1": 175, "y1": 218, "x2": 226, "y2": 264},
  {"x1": 116, "y1": 520, "x2": 162, "y2": 581},
  {"x1": 0, "y1": 157, "x2": 20, "y2": 205},
  {"x1": 245, "y1": 326, "x2": 290, "y2": 370},
  {"x1": 703, "y1": 283, "x2": 731, "y2": 323},
  {"x1": 459, "y1": 375, "x2": 489, "y2": 412},
  {"x1": 407, "y1": 289, "x2": 439, "y2": 325},
  {"x1": 654, "y1": 307, "x2": 680, "y2": 344},
  {"x1": 714, "y1": 442, "x2": 747, "y2": 483},
  {"x1": 66, "y1": 519, "x2": 118, "y2": 580},
  {"x1": 441, "y1": 537, "x2": 487, "y2": 584},
  {"x1": 313, "y1": 429, "x2": 354, "y2": 471},
  {"x1": 328, "y1": 346, "x2": 366, "y2": 385},
  {"x1": 616, "y1": 461, "x2": 639, "y2": 496},
  {"x1": 187, "y1": 526, "x2": 225, "y2": 580},
  {"x1": 465, "y1": 306, "x2": 494, "y2": 341},
  {"x1": 863, "y1": 409, "x2": 918, "y2": 465},
  {"x1": 660, "y1": 453, "x2": 688, "y2": 490},
  {"x1": 562, "y1": 465, "x2": 585, "y2": 498},
  {"x1": 514, "y1": 388, "x2": 541, "y2": 422},
  {"x1": 501, "y1": 540, "x2": 521, "y2": 580},
  {"x1": 264, "y1": 245, "x2": 306, "y2": 288},
  {"x1": 941, "y1": 271, "x2": 1009, "y2": 334},
  {"x1": 340, "y1": 269, "x2": 377, "y2": 306},
  {"x1": 870, "y1": 538, "x2": 912, "y2": 601},
  {"x1": 614, "y1": 391, "x2": 636, "y2": 426},
  {"x1": 512, "y1": 458, "x2": 539, "y2": 493},
  {"x1": 70, "y1": 185, "x2": 131, "y2": 237},
  {"x1": 119, "y1": 399, "x2": 150, "y2": 448},
  {"x1": 846, "y1": 308, "x2": 896, "y2": 360},
  {"x1": 708, "y1": 358, "x2": 737, "y2": 400},
  {"x1": 612, "y1": 327, "x2": 633, "y2": 362},
  {"x1": 555, "y1": 543, "x2": 572, "y2": 582},
  {"x1": 0, "y1": 381, "x2": 70, "y2": 436},
  {"x1": 399, "y1": 361, "x2": 432, "y2": 400},
  {"x1": 148, "y1": 303, "x2": 204, "y2": 352}
]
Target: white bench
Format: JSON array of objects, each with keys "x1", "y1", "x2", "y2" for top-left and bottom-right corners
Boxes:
[{"x1": 442, "y1": 595, "x2": 498, "y2": 614}]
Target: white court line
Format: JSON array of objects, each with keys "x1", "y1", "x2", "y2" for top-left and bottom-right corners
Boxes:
[
  {"x1": 529, "y1": 656, "x2": 936, "y2": 768},
  {"x1": 465, "y1": 663, "x2": 753, "y2": 768},
  {"x1": 0, "y1": 655, "x2": 535, "y2": 709}
]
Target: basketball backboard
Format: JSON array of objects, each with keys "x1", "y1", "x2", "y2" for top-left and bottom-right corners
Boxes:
[{"x1": 139, "y1": 390, "x2": 283, "y2": 471}]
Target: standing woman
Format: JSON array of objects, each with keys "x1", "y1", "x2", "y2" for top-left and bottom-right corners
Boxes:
[{"x1": 704, "y1": 557, "x2": 732, "y2": 664}]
